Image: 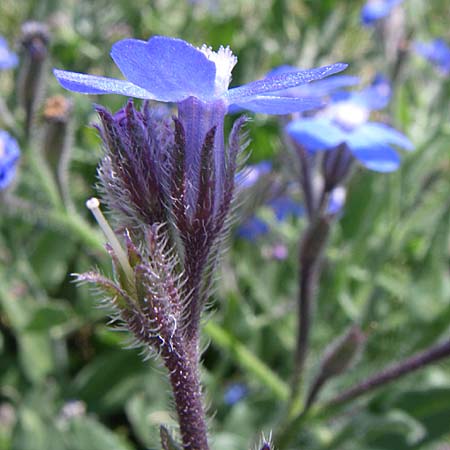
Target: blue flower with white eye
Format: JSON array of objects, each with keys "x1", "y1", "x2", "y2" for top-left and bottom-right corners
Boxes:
[
  {"x1": 414, "y1": 39, "x2": 450, "y2": 76},
  {"x1": 54, "y1": 35, "x2": 347, "y2": 211},
  {"x1": 0, "y1": 37, "x2": 18, "y2": 70},
  {"x1": 0, "y1": 130, "x2": 21, "y2": 190},
  {"x1": 286, "y1": 76, "x2": 413, "y2": 172},
  {"x1": 361, "y1": 0, "x2": 403, "y2": 26}
]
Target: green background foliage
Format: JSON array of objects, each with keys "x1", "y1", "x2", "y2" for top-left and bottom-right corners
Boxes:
[{"x1": 0, "y1": 0, "x2": 449, "y2": 449}]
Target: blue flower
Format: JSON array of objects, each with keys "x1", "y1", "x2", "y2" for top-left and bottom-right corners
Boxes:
[
  {"x1": 237, "y1": 216, "x2": 270, "y2": 241},
  {"x1": 286, "y1": 76, "x2": 413, "y2": 172},
  {"x1": 223, "y1": 383, "x2": 248, "y2": 405},
  {"x1": 236, "y1": 160, "x2": 272, "y2": 189},
  {"x1": 268, "y1": 195, "x2": 304, "y2": 221},
  {"x1": 54, "y1": 36, "x2": 347, "y2": 112},
  {"x1": 361, "y1": 0, "x2": 403, "y2": 26},
  {"x1": 0, "y1": 130, "x2": 21, "y2": 190},
  {"x1": 0, "y1": 37, "x2": 18, "y2": 70},
  {"x1": 414, "y1": 39, "x2": 450, "y2": 76},
  {"x1": 54, "y1": 35, "x2": 347, "y2": 212}
]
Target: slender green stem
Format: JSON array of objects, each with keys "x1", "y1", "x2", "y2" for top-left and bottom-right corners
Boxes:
[{"x1": 204, "y1": 321, "x2": 289, "y2": 401}]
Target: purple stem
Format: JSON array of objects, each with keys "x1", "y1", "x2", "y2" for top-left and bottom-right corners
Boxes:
[
  {"x1": 163, "y1": 343, "x2": 209, "y2": 450},
  {"x1": 328, "y1": 337, "x2": 450, "y2": 406}
]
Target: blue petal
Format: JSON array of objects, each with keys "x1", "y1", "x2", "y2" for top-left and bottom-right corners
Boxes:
[
  {"x1": 53, "y1": 69, "x2": 155, "y2": 99},
  {"x1": 227, "y1": 63, "x2": 348, "y2": 102},
  {"x1": 286, "y1": 118, "x2": 347, "y2": 152},
  {"x1": 361, "y1": 0, "x2": 403, "y2": 25},
  {"x1": 348, "y1": 122, "x2": 413, "y2": 150},
  {"x1": 111, "y1": 36, "x2": 216, "y2": 102},
  {"x1": 351, "y1": 144, "x2": 400, "y2": 172},
  {"x1": 233, "y1": 95, "x2": 324, "y2": 114},
  {"x1": 236, "y1": 217, "x2": 269, "y2": 241},
  {"x1": 236, "y1": 161, "x2": 272, "y2": 189},
  {"x1": 265, "y1": 66, "x2": 359, "y2": 98},
  {"x1": 269, "y1": 196, "x2": 304, "y2": 220}
]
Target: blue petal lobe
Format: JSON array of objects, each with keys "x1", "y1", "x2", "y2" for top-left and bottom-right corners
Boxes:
[
  {"x1": 348, "y1": 122, "x2": 413, "y2": 150},
  {"x1": 286, "y1": 118, "x2": 347, "y2": 152},
  {"x1": 227, "y1": 63, "x2": 348, "y2": 102},
  {"x1": 234, "y1": 96, "x2": 324, "y2": 114},
  {"x1": 351, "y1": 144, "x2": 400, "y2": 172},
  {"x1": 53, "y1": 69, "x2": 155, "y2": 99},
  {"x1": 111, "y1": 36, "x2": 217, "y2": 102}
]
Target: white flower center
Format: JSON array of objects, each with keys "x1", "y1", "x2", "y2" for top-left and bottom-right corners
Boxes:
[
  {"x1": 328, "y1": 101, "x2": 370, "y2": 131},
  {"x1": 199, "y1": 44, "x2": 237, "y2": 96}
]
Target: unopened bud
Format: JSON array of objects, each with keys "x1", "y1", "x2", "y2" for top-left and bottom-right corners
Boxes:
[
  {"x1": 17, "y1": 21, "x2": 51, "y2": 136},
  {"x1": 322, "y1": 143, "x2": 353, "y2": 192},
  {"x1": 320, "y1": 325, "x2": 366, "y2": 378},
  {"x1": 41, "y1": 95, "x2": 72, "y2": 174}
]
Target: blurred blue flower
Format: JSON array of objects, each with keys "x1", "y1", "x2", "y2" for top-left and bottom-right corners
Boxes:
[
  {"x1": 0, "y1": 37, "x2": 18, "y2": 70},
  {"x1": 414, "y1": 39, "x2": 450, "y2": 75},
  {"x1": 223, "y1": 383, "x2": 248, "y2": 405},
  {"x1": 236, "y1": 216, "x2": 270, "y2": 241},
  {"x1": 361, "y1": 0, "x2": 404, "y2": 26},
  {"x1": 286, "y1": 76, "x2": 413, "y2": 172},
  {"x1": 268, "y1": 195, "x2": 304, "y2": 221},
  {"x1": 0, "y1": 130, "x2": 21, "y2": 190},
  {"x1": 236, "y1": 161, "x2": 272, "y2": 189}
]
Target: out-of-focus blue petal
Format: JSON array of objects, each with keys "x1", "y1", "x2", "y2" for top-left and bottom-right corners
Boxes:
[
  {"x1": 269, "y1": 196, "x2": 304, "y2": 220},
  {"x1": 111, "y1": 36, "x2": 216, "y2": 102},
  {"x1": 328, "y1": 187, "x2": 346, "y2": 215},
  {"x1": 236, "y1": 217, "x2": 269, "y2": 241},
  {"x1": 234, "y1": 95, "x2": 324, "y2": 114},
  {"x1": 224, "y1": 383, "x2": 248, "y2": 405},
  {"x1": 286, "y1": 118, "x2": 347, "y2": 152},
  {"x1": 361, "y1": 0, "x2": 403, "y2": 26},
  {"x1": 53, "y1": 69, "x2": 155, "y2": 99},
  {"x1": 414, "y1": 39, "x2": 450, "y2": 74},
  {"x1": 335, "y1": 74, "x2": 391, "y2": 110},
  {"x1": 351, "y1": 144, "x2": 400, "y2": 172},
  {"x1": 350, "y1": 122, "x2": 413, "y2": 150},
  {"x1": 236, "y1": 161, "x2": 272, "y2": 189},
  {"x1": 347, "y1": 122, "x2": 412, "y2": 151},
  {"x1": 227, "y1": 63, "x2": 348, "y2": 102},
  {"x1": 0, "y1": 130, "x2": 21, "y2": 190},
  {"x1": 0, "y1": 37, "x2": 18, "y2": 70}
]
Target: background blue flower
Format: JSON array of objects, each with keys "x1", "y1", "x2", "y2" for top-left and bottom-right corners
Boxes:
[
  {"x1": 0, "y1": 130, "x2": 21, "y2": 190},
  {"x1": 286, "y1": 76, "x2": 413, "y2": 172},
  {"x1": 414, "y1": 39, "x2": 450, "y2": 75},
  {"x1": 361, "y1": 0, "x2": 404, "y2": 26},
  {"x1": 0, "y1": 36, "x2": 18, "y2": 70}
]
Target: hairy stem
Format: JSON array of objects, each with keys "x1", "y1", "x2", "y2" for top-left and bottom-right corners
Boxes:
[
  {"x1": 164, "y1": 343, "x2": 209, "y2": 450},
  {"x1": 328, "y1": 337, "x2": 450, "y2": 406}
]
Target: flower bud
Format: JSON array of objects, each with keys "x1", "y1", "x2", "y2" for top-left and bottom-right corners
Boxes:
[
  {"x1": 322, "y1": 143, "x2": 353, "y2": 192},
  {"x1": 41, "y1": 95, "x2": 72, "y2": 174},
  {"x1": 319, "y1": 325, "x2": 366, "y2": 378},
  {"x1": 17, "y1": 21, "x2": 50, "y2": 136}
]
